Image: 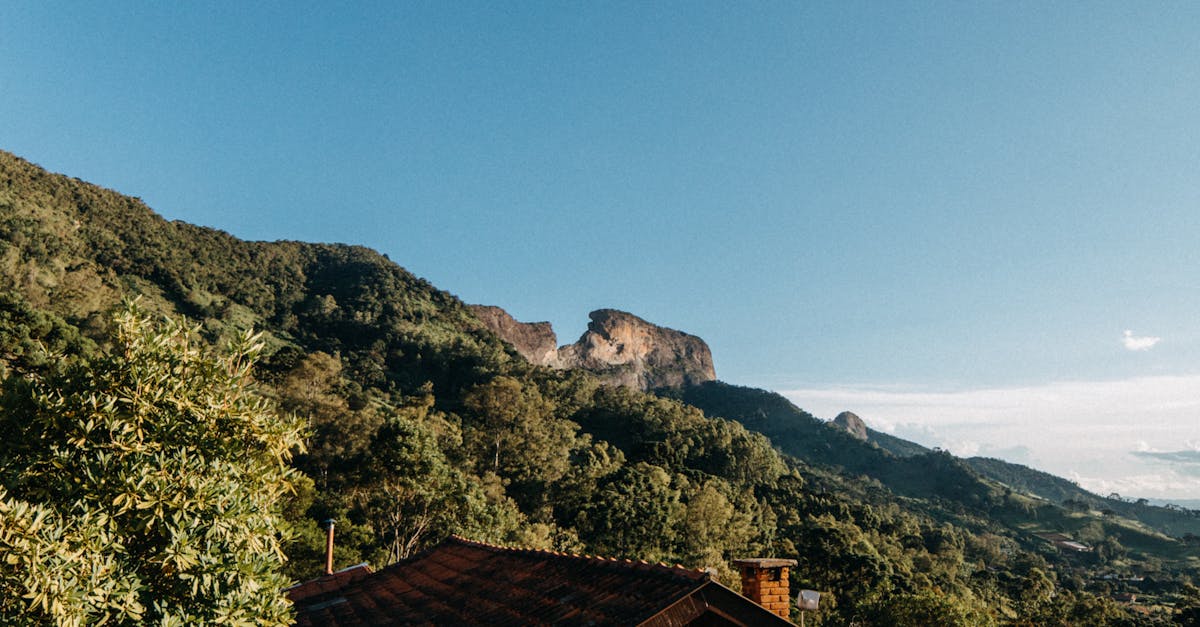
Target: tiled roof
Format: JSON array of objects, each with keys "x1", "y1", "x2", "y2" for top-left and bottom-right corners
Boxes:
[
  {"x1": 287, "y1": 563, "x2": 374, "y2": 604},
  {"x1": 289, "y1": 536, "x2": 793, "y2": 626}
]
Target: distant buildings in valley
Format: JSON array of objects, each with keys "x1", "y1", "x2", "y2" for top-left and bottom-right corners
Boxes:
[{"x1": 1034, "y1": 532, "x2": 1093, "y2": 552}]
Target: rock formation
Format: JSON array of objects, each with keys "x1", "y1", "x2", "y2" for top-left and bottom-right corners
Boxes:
[
  {"x1": 467, "y1": 305, "x2": 559, "y2": 366},
  {"x1": 832, "y1": 411, "x2": 869, "y2": 440},
  {"x1": 469, "y1": 306, "x2": 716, "y2": 391},
  {"x1": 557, "y1": 309, "x2": 716, "y2": 390}
]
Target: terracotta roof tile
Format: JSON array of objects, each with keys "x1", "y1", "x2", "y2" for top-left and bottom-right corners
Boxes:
[
  {"x1": 290, "y1": 536, "x2": 798, "y2": 625},
  {"x1": 286, "y1": 563, "x2": 373, "y2": 603},
  {"x1": 290, "y1": 536, "x2": 740, "y2": 626}
]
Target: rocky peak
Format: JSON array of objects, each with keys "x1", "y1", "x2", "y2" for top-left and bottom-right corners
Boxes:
[
  {"x1": 467, "y1": 305, "x2": 559, "y2": 366},
  {"x1": 832, "y1": 411, "x2": 868, "y2": 440},
  {"x1": 557, "y1": 309, "x2": 716, "y2": 390},
  {"x1": 469, "y1": 306, "x2": 716, "y2": 391}
]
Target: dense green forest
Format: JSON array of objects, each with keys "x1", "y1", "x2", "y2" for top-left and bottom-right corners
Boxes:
[{"x1": 1, "y1": 150, "x2": 1199, "y2": 625}]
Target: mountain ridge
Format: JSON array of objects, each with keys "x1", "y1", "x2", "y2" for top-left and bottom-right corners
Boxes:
[{"x1": 470, "y1": 304, "x2": 716, "y2": 390}]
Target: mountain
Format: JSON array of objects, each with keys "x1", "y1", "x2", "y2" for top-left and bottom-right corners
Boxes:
[
  {"x1": 467, "y1": 305, "x2": 559, "y2": 366},
  {"x1": 682, "y1": 380, "x2": 1200, "y2": 530},
  {"x1": 829, "y1": 410, "x2": 932, "y2": 457},
  {"x1": 0, "y1": 150, "x2": 520, "y2": 396},
  {"x1": 671, "y1": 381, "x2": 1001, "y2": 505},
  {"x1": 831, "y1": 411, "x2": 868, "y2": 440},
  {"x1": 3, "y1": 149, "x2": 1199, "y2": 624},
  {"x1": 472, "y1": 305, "x2": 716, "y2": 390}
]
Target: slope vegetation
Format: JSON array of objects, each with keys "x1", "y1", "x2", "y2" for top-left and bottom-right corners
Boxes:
[{"x1": 1, "y1": 150, "x2": 1197, "y2": 624}]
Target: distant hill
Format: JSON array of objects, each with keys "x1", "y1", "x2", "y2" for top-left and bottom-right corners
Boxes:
[
  {"x1": 865, "y1": 426, "x2": 931, "y2": 457},
  {"x1": 966, "y1": 456, "x2": 1095, "y2": 504},
  {"x1": 672, "y1": 381, "x2": 999, "y2": 504},
  {"x1": 830, "y1": 410, "x2": 931, "y2": 457},
  {"x1": 830, "y1": 408, "x2": 931, "y2": 456},
  {"x1": 967, "y1": 456, "x2": 1200, "y2": 538},
  {"x1": 1149, "y1": 498, "x2": 1200, "y2": 510},
  {"x1": 673, "y1": 381, "x2": 1200, "y2": 540}
]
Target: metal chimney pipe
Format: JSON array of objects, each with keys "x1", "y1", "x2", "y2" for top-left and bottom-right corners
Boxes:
[{"x1": 322, "y1": 519, "x2": 336, "y2": 575}]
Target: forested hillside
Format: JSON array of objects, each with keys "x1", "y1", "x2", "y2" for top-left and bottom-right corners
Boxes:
[
  {"x1": 677, "y1": 382, "x2": 1200, "y2": 537},
  {"x1": 2, "y1": 150, "x2": 1199, "y2": 625}
]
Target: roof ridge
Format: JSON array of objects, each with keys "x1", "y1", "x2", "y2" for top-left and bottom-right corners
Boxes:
[{"x1": 447, "y1": 535, "x2": 710, "y2": 581}]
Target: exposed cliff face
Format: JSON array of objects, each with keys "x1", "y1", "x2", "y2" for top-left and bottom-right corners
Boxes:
[
  {"x1": 469, "y1": 306, "x2": 716, "y2": 391},
  {"x1": 558, "y1": 309, "x2": 716, "y2": 390},
  {"x1": 832, "y1": 411, "x2": 869, "y2": 441},
  {"x1": 467, "y1": 305, "x2": 559, "y2": 366}
]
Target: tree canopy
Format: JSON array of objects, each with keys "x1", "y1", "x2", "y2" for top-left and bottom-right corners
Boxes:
[{"x1": 0, "y1": 304, "x2": 304, "y2": 626}]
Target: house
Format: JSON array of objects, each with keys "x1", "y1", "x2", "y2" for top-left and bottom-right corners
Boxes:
[
  {"x1": 1056, "y1": 540, "x2": 1093, "y2": 552},
  {"x1": 1033, "y1": 532, "x2": 1093, "y2": 552},
  {"x1": 288, "y1": 536, "x2": 797, "y2": 626}
]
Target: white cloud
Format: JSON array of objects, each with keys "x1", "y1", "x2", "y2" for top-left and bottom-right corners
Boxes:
[
  {"x1": 1070, "y1": 471, "x2": 1200, "y2": 500},
  {"x1": 1131, "y1": 447, "x2": 1200, "y2": 476},
  {"x1": 777, "y1": 374, "x2": 1200, "y2": 500},
  {"x1": 1122, "y1": 329, "x2": 1161, "y2": 351}
]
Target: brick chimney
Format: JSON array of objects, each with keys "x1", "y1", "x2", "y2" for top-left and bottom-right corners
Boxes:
[{"x1": 733, "y1": 558, "x2": 796, "y2": 620}]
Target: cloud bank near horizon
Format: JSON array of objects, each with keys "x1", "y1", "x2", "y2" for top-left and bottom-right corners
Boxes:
[
  {"x1": 779, "y1": 374, "x2": 1200, "y2": 500},
  {"x1": 1132, "y1": 446, "x2": 1200, "y2": 477}
]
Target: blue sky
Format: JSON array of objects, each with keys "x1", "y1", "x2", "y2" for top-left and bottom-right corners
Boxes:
[{"x1": 3, "y1": 3, "x2": 1199, "y2": 496}]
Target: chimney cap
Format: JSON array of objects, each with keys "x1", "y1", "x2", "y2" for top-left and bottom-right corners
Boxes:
[
  {"x1": 733, "y1": 558, "x2": 797, "y2": 569},
  {"x1": 322, "y1": 518, "x2": 336, "y2": 528}
]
